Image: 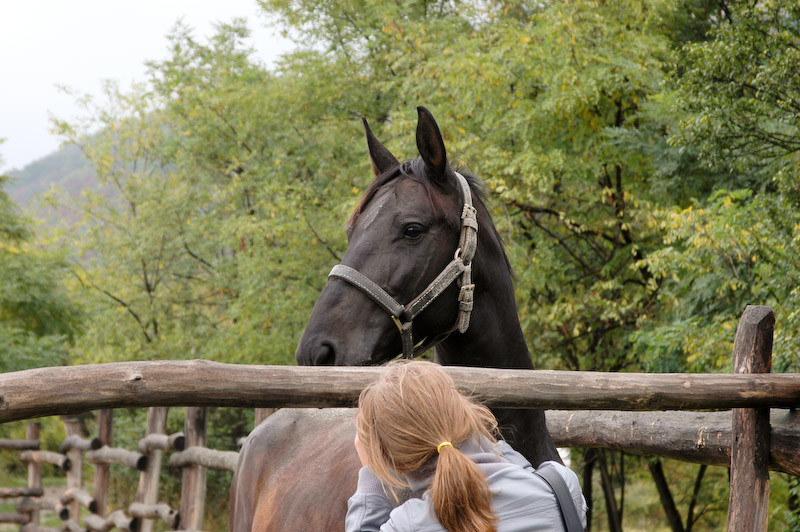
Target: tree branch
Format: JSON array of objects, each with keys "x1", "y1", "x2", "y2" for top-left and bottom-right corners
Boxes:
[
  {"x1": 648, "y1": 458, "x2": 685, "y2": 532},
  {"x1": 302, "y1": 210, "x2": 341, "y2": 262},
  {"x1": 597, "y1": 450, "x2": 623, "y2": 532},
  {"x1": 183, "y1": 243, "x2": 216, "y2": 271},
  {"x1": 685, "y1": 464, "x2": 707, "y2": 532}
]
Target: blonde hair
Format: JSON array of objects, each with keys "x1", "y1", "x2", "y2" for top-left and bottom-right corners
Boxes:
[{"x1": 356, "y1": 361, "x2": 499, "y2": 532}]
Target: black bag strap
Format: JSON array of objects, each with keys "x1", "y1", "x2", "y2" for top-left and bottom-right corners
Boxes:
[{"x1": 532, "y1": 464, "x2": 585, "y2": 532}]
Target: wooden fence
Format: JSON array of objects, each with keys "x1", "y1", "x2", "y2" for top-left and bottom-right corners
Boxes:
[
  {"x1": 0, "y1": 305, "x2": 798, "y2": 531},
  {"x1": 0, "y1": 404, "x2": 246, "y2": 531}
]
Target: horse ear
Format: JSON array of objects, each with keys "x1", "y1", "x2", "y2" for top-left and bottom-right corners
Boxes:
[
  {"x1": 363, "y1": 117, "x2": 399, "y2": 175},
  {"x1": 415, "y1": 106, "x2": 447, "y2": 182}
]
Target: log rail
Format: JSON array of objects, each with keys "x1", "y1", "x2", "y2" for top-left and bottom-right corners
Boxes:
[
  {"x1": 0, "y1": 361, "x2": 798, "y2": 423},
  {"x1": 86, "y1": 445, "x2": 147, "y2": 471},
  {"x1": 547, "y1": 408, "x2": 800, "y2": 476},
  {"x1": 0, "y1": 305, "x2": 797, "y2": 530}
]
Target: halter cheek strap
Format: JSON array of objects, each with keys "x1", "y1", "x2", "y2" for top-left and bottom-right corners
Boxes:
[{"x1": 328, "y1": 171, "x2": 478, "y2": 359}]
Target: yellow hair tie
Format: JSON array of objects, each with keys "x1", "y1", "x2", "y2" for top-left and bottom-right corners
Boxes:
[{"x1": 437, "y1": 441, "x2": 453, "y2": 454}]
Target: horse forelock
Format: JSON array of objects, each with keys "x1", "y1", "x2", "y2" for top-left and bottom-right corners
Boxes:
[{"x1": 348, "y1": 158, "x2": 461, "y2": 231}]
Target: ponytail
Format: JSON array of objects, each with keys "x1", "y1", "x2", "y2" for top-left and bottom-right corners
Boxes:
[
  {"x1": 356, "y1": 360, "x2": 501, "y2": 532},
  {"x1": 431, "y1": 445, "x2": 497, "y2": 532}
]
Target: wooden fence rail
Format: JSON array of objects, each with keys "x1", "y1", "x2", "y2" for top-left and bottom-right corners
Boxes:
[
  {"x1": 0, "y1": 361, "x2": 799, "y2": 423},
  {"x1": 547, "y1": 408, "x2": 800, "y2": 476},
  {"x1": 0, "y1": 410, "x2": 222, "y2": 531},
  {"x1": 2, "y1": 407, "x2": 798, "y2": 530},
  {"x1": 0, "y1": 305, "x2": 798, "y2": 531}
]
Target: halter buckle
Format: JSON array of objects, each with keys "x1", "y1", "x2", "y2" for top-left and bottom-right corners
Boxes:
[{"x1": 457, "y1": 283, "x2": 475, "y2": 333}]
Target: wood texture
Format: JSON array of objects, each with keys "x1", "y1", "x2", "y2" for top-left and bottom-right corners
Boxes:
[
  {"x1": 92, "y1": 409, "x2": 113, "y2": 517},
  {"x1": 86, "y1": 445, "x2": 147, "y2": 471},
  {"x1": 1, "y1": 361, "x2": 798, "y2": 423},
  {"x1": 0, "y1": 438, "x2": 39, "y2": 450},
  {"x1": 20, "y1": 525, "x2": 62, "y2": 532},
  {"x1": 16, "y1": 497, "x2": 69, "y2": 521},
  {"x1": 61, "y1": 519, "x2": 84, "y2": 532},
  {"x1": 129, "y1": 502, "x2": 179, "y2": 529},
  {"x1": 546, "y1": 409, "x2": 800, "y2": 476},
  {"x1": 61, "y1": 488, "x2": 97, "y2": 513},
  {"x1": 25, "y1": 422, "x2": 41, "y2": 526},
  {"x1": 179, "y1": 407, "x2": 206, "y2": 531},
  {"x1": 83, "y1": 509, "x2": 139, "y2": 532},
  {"x1": 728, "y1": 305, "x2": 773, "y2": 531},
  {"x1": 138, "y1": 432, "x2": 185, "y2": 453},
  {"x1": 82, "y1": 514, "x2": 108, "y2": 532},
  {"x1": 18, "y1": 451, "x2": 70, "y2": 470},
  {"x1": 62, "y1": 418, "x2": 83, "y2": 526},
  {"x1": 135, "y1": 407, "x2": 167, "y2": 532},
  {"x1": 0, "y1": 512, "x2": 31, "y2": 524},
  {"x1": 59, "y1": 434, "x2": 102, "y2": 453},
  {"x1": 254, "y1": 408, "x2": 276, "y2": 426},
  {"x1": 168, "y1": 446, "x2": 239, "y2": 472},
  {"x1": 0, "y1": 487, "x2": 43, "y2": 498}
]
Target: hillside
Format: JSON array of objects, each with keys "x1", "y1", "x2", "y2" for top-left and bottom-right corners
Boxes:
[{"x1": 6, "y1": 144, "x2": 96, "y2": 209}]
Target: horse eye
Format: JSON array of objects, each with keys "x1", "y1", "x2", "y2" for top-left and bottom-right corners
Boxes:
[{"x1": 403, "y1": 224, "x2": 424, "y2": 239}]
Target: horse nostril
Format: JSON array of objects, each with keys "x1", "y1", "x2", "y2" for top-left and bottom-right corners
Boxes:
[
  {"x1": 297, "y1": 341, "x2": 336, "y2": 366},
  {"x1": 296, "y1": 337, "x2": 337, "y2": 366},
  {"x1": 314, "y1": 343, "x2": 336, "y2": 366}
]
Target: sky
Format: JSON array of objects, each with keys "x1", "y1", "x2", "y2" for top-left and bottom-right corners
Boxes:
[{"x1": 0, "y1": 1, "x2": 294, "y2": 173}]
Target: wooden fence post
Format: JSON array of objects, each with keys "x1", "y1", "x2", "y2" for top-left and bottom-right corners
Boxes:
[
  {"x1": 62, "y1": 417, "x2": 84, "y2": 524},
  {"x1": 26, "y1": 422, "x2": 42, "y2": 526},
  {"x1": 179, "y1": 407, "x2": 207, "y2": 531},
  {"x1": 254, "y1": 408, "x2": 276, "y2": 427},
  {"x1": 92, "y1": 409, "x2": 113, "y2": 518},
  {"x1": 727, "y1": 305, "x2": 774, "y2": 531},
  {"x1": 135, "y1": 407, "x2": 168, "y2": 532}
]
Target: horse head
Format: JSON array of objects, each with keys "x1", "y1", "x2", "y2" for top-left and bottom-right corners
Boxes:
[{"x1": 296, "y1": 107, "x2": 498, "y2": 366}]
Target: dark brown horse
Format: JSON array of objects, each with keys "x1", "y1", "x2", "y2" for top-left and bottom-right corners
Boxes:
[{"x1": 230, "y1": 108, "x2": 561, "y2": 531}]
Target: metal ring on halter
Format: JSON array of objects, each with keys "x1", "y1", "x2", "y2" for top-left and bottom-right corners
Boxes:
[{"x1": 390, "y1": 315, "x2": 405, "y2": 335}]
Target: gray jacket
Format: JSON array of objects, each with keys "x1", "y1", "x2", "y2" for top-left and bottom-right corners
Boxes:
[{"x1": 346, "y1": 439, "x2": 587, "y2": 531}]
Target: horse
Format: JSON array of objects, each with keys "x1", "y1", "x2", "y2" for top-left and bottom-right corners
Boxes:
[{"x1": 229, "y1": 107, "x2": 561, "y2": 531}]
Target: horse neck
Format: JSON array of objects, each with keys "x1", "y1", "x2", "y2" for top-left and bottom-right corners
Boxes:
[
  {"x1": 435, "y1": 209, "x2": 531, "y2": 369},
  {"x1": 434, "y1": 279, "x2": 532, "y2": 369},
  {"x1": 434, "y1": 210, "x2": 562, "y2": 467}
]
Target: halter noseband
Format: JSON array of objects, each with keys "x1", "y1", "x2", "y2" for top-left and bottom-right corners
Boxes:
[{"x1": 328, "y1": 171, "x2": 478, "y2": 359}]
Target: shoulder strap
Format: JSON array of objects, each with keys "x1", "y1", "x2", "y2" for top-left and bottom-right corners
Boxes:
[{"x1": 532, "y1": 464, "x2": 585, "y2": 532}]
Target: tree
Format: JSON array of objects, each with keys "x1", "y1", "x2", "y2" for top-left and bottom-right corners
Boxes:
[
  {"x1": 642, "y1": 0, "x2": 800, "y2": 527},
  {"x1": 0, "y1": 147, "x2": 81, "y2": 466},
  {"x1": 51, "y1": 21, "x2": 358, "y2": 366},
  {"x1": 48, "y1": 0, "x2": 798, "y2": 528},
  {"x1": 0, "y1": 147, "x2": 79, "y2": 372}
]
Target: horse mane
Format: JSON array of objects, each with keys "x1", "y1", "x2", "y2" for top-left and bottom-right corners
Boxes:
[{"x1": 348, "y1": 158, "x2": 512, "y2": 274}]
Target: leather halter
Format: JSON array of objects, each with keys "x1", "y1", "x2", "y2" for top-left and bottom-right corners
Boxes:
[{"x1": 328, "y1": 171, "x2": 478, "y2": 359}]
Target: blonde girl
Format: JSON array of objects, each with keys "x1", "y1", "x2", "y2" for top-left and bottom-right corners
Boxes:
[{"x1": 346, "y1": 360, "x2": 586, "y2": 532}]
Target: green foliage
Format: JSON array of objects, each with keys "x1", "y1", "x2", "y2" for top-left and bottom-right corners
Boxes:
[
  {"x1": 0, "y1": 158, "x2": 76, "y2": 502},
  {"x1": 788, "y1": 476, "x2": 800, "y2": 531},
  {"x1": 50, "y1": 21, "x2": 354, "y2": 365},
  {"x1": 9, "y1": 0, "x2": 796, "y2": 529},
  {"x1": 0, "y1": 174, "x2": 79, "y2": 372},
  {"x1": 260, "y1": 0, "x2": 678, "y2": 373},
  {"x1": 45, "y1": 0, "x2": 754, "y2": 378},
  {"x1": 675, "y1": 0, "x2": 800, "y2": 172},
  {"x1": 641, "y1": 0, "x2": 800, "y2": 378}
]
